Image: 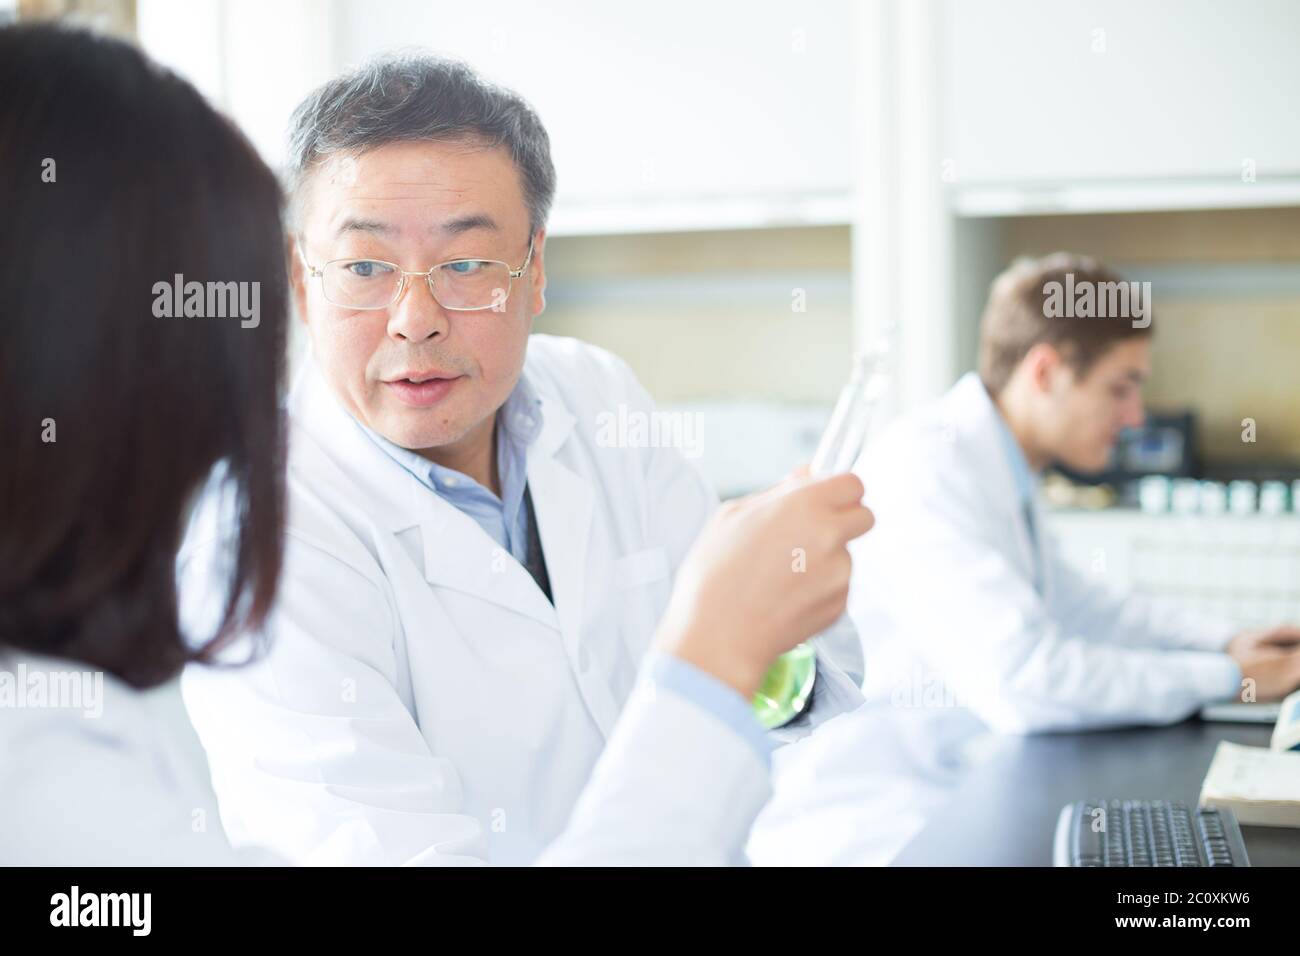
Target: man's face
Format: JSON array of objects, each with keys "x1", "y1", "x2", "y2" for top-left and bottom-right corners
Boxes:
[
  {"x1": 1041, "y1": 338, "x2": 1150, "y2": 473},
  {"x1": 291, "y1": 139, "x2": 545, "y2": 454}
]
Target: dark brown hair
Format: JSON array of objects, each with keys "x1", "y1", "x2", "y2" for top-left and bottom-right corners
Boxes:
[
  {"x1": 0, "y1": 24, "x2": 288, "y2": 688},
  {"x1": 977, "y1": 252, "x2": 1153, "y2": 397}
]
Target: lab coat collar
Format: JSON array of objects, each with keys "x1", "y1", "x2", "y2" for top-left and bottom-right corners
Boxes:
[
  {"x1": 525, "y1": 427, "x2": 594, "y2": 648},
  {"x1": 941, "y1": 372, "x2": 1050, "y2": 598},
  {"x1": 941, "y1": 373, "x2": 1023, "y2": 515},
  {"x1": 988, "y1": 393, "x2": 1041, "y2": 509},
  {"x1": 287, "y1": 353, "x2": 581, "y2": 631}
]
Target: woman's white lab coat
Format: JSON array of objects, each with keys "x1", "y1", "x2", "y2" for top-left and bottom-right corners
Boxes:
[{"x1": 0, "y1": 650, "x2": 769, "y2": 866}]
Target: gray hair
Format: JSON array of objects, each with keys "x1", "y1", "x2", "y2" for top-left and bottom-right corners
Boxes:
[{"x1": 285, "y1": 51, "x2": 556, "y2": 233}]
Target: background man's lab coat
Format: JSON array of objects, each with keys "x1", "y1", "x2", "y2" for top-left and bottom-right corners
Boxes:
[
  {"x1": 180, "y1": 334, "x2": 856, "y2": 866},
  {"x1": 847, "y1": 372, "x2": 1238, "y2": 762}
]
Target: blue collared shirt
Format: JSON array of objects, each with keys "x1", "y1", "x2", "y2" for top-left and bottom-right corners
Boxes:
[
  {"x1": 993, "y1": 408, "x2": 1039, "y2": 511},
  {"x1": 363, "y1": 376, "x2": 543, "y2": 562},
  {"x1": 992, "y1": 404, "x2": 1044, "y2": 592},
  {"x1": 361, "y1": 375, "x2": 773, "y2": 765}
]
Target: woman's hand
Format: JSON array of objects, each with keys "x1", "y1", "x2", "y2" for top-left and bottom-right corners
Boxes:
[{"x1": 655, "y1": 471, "x2": 874, "y2": 699}]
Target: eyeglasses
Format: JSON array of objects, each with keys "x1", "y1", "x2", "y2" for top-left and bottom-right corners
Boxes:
[{"x1": 301, "y1": 237, "x2": 535, "y2": 312}]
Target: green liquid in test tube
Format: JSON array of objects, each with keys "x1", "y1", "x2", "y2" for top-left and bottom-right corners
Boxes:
[{"x1": 751, "y1": 347, "x2": 891, "y2": 729}]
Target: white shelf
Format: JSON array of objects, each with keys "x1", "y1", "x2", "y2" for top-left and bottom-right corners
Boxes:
[
  {"x1": 545, "y1": 270, "x2": 850, "y2": 308},
  {"x1": 950, "y1": 178, "x2": 1300, "y2": 218},
  {"x1": 546, "y1": 193, "x2": 852, "y2": 238},
  {"x1": 1108, "y1": 263, "x2": 1300, "y2": 299}
]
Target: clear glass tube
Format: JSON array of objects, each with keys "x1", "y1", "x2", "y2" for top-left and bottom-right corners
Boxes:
[
  {"x1": 752, "y1": 344, "x2": 891, "y2": 729},
  {"x1": 810, "y1": 347, "x2": 891, "y2": 478}
]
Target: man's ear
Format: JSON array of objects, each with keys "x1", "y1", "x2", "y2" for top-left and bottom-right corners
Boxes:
[
  {"x1": 288, "y1": 234, "x2": 310, "y2": 326},
  {"x1": 528, "y1": 229, "x2": 547, "y2": 317},
  {"x1": 1023, "y1": 342, "x2": 1064, "y2": 394}
]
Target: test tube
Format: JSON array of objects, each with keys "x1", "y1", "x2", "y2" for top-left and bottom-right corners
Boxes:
[
  {"x1": 810, "y1": 346, "x2": 892, "y2": 477},
  {"x1": 751, "y1": 347, "x2": 892, "y2": 730}
]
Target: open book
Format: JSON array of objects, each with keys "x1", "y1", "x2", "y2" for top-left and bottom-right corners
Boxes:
[{"x1": 1199, "y1": 689, "x2": 1300, "y2": 827}]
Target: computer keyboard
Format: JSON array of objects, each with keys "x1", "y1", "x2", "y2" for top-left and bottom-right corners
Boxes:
[{"x1": 1054, "y1": 800, "x2": 1251, "y2": 867}]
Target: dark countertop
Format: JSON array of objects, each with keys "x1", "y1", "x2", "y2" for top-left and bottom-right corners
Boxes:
[{"x1": 892, "y1": 719, "x2": 1300, "y2": 866}]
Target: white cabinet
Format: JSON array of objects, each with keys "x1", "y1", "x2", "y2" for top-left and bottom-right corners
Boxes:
[
  {"x1": 331, "y1": 0, "x2": 856, "y2": 230},
  {"x1": 942, "y1": 0, "x2": 1300, "y2": 190},
  {"x1": 140, "y1": 0, "x2": 857, "y2": 233}
]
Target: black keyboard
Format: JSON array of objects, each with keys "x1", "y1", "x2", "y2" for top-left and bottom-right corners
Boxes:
[{"x1": 1054, "y1": 800, "x2": 1251, "y2": 867}]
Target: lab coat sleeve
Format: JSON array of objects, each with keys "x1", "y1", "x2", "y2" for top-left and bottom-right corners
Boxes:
[
  {"x1": 180, "y1": 531, "x2": 488, "y2": 867},
  {"x1": 538, "y1": 675, "x2": 773, "y2": 866},
  {"x1": 853, "y1": 449, "x2": 1239, "y2": 734},
  {"x1": 1044, "y1": 533, "x2": 1237, "y2": 654}
]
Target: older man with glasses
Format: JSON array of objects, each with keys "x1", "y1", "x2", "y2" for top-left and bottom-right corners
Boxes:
[{"x1": 180, "y1": 53, "x2": 863, "y2": 866}]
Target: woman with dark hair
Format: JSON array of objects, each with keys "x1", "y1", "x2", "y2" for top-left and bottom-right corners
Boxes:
[
  {"x1": 0, "y1": 22, "x2": 288, "y2": 864},
  {"x1": 0, "y1": 23, "x2": 871, "y2": 866}
]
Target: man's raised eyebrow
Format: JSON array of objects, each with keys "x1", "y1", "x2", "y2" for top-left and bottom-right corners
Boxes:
[
  {"x1": 335, "y1": 217, "x2": 396, "y2": 237},
  {"x1": 438, "y1": 214, "x2": 499, "y2": 235}
]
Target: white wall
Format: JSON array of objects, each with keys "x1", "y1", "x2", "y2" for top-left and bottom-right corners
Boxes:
[{"x1": 138, "y1": 0, "x2": 337, "y2": 166}]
